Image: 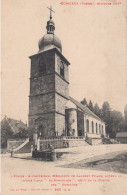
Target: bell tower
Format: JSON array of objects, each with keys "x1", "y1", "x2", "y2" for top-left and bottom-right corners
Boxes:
[{"x1": 28, "y1": 7, "x2": 70, "y2": 137}]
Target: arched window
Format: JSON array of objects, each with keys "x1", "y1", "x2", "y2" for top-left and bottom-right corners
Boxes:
[
  {"x1": 102, "y1": 125, "x2": 103, "y2": 135},
  {"x1": 60, "y1": 61, "x2": 64, "y2": 78},
  {"x1": 99, "y1": 124, "x2": 101, "y2": 134},
  {"x1": 96, "y1": 123, "x2": 98, "y2": 134},
  {"x1": 92, "y1": 121, "x2": 94, "y2": 134},
  {"x1": 87, "y1": 119, "x2": 89, "y2": 132}
]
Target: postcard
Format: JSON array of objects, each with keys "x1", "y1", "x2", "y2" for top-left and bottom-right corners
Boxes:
[{"x1": 1, "y1": 0, "x2": 127, "y2": 194}]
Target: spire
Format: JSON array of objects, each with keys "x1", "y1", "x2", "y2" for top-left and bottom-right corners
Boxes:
[{"x1": 46, "y1": 6, "x2": 55, "y2": 34}]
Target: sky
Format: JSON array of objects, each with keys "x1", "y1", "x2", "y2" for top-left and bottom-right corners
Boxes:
[{"x1": 1, "y1": 0, "x2": 127, "y2": 123}]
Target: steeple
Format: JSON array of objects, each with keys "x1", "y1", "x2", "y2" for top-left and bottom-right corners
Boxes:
[
  {"x1": 46, "y1": 6, "x2": 55, "y2": 34},
  {"x1": 38, "y1": 6, "x2": 62, "y2": 53}
]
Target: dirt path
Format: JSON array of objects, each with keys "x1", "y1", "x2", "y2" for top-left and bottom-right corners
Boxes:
[{"x1": 61, "y1": 150, "x2": 127, "y2": 174}]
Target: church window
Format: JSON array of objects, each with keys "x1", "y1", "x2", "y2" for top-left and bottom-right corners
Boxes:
[
  {"x1": 92, "y1": 121, "x2": 94, "y2": 134},
  {"x1": 60, "y1": 60, "x2": 64, "y2": 77},
  {"x1": 99, "y1": 124, "x2": 101, "y2": 134},
  {"x1": 87, "y1": 119, "x2": 89, "y2": 132},
  {"x1": 39, "y1": 58, "x2": 46, "y2": 74},
  {"x1": 96, "y1": 123, "x2": 98, "y2": 134},
  {"x1": 102, "y1": 125, "x2": 103, "y2": 135}
]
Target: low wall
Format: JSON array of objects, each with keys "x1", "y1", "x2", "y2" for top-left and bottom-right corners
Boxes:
[
  {"x1": 39, "y1": 140, "x2": 69, "y2": 149},
  {"x1": 39, "y1": 139, "x2": 89, "y2": 149}
]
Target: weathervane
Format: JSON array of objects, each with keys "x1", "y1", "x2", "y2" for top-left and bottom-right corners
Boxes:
[{"x1": 47, "y1": 6, "x2": 55, "y2": 19}]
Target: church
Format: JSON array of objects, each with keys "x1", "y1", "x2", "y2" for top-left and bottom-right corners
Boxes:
[{"x1": 28, "y1": 7, "x2": 106, "y2": 144}]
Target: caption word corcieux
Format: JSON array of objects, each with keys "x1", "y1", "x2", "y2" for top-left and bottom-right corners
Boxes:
[{"x1": 59, "y1": 1, "x2": 122, "y2": 6}]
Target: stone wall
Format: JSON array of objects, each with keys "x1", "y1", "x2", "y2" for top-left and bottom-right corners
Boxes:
[
  {"x1": 30, "y1": 74, "x2": 55, "y2": 96},
  {"x1": 30, "y1": 50, "x2": 55, "y2": 78},
  {"x1": 55, "y1": 75, "x2": 69, "y2": 98},
  {"x1": 29, "y1": 93, "x2": 55, "y2": 115},
  {"x1": 55, "y1": 93, "x2": 68, "y2": 115},
  {"x1": 39, "y1": 140, "x2": 67, "y2": 149},
  {"x1": 39, "y1": 139, "x2": 89, "y2": 149},
  {"x1": 55, "y1": 113, "x2": 65, "y2": 136}
]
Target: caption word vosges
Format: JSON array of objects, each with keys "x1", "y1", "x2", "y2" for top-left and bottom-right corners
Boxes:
[{"x1": 59, "y1": 1, "x2": 122, "y2": 6}]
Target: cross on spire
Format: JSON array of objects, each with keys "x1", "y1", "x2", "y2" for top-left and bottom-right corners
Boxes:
[{"x1": 47, "y1": 6, "x2": 55, "y2": 19}]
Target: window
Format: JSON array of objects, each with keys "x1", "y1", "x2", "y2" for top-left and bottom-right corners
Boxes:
[
  {"x1": 102, "y1": 125, "x2": 103, "y2": 135},
  {"x1": 96, "y1": 123, "x2": 98, "y2": 134},
  {"x1": 60, "y1": 60, "x2": 64, "y2": 77},
  {"x1": 99, "y1": 124, "x2": 101, "y2": 134},
  {"x1": 87, "y1": 119, "x2": 89, "y2": 132},
  {"x1": 92, "y1": 121, "x2": 94, "y2": 134}
]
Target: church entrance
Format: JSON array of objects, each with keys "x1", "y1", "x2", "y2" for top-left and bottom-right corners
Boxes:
[{"x1": 38, "y1": 125, "x2": 45, "y2": 138}]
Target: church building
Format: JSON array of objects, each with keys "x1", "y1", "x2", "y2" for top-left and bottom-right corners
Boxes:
[{"x1": 28, "y1": 7, "x2": 106, "y2": 141}]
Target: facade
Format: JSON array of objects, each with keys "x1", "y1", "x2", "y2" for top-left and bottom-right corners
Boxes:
[
  {"x1": 28, "y1": 9, "x2": 106, "y2": 139},
  {"x1": 65, "y1": 97, "x2": 105, "y2": 137}
]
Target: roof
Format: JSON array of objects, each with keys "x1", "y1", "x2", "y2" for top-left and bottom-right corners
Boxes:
[
  {"x1": 116, "y1": 132, "x2": 127, "y2": 138},
  {"x1": 1, "y1": 116, "x2": 27, "y2": 134},
  {"x1": 69, "y1": 96, "x2": 102, "y2": 121}
]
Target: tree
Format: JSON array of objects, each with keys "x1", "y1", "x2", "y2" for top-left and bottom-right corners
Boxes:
[
  {"x1": 101, "y1": 102, "x2": 112, "y2": 136},
  {"x1": 124, "y1": 105, "x2": 127, "y2": 121},
  {"x1": 110, "y1": 110, "x2": 123, "y2": 136},
  {"x1": 94, "y1": 103, "x2": 102, "y2": 118},
  {"x1": 81, "y1": 98, "x2": 87, "y2": 106},
  {"x1": 122, "y1": 105, "x2": 127, "y2": 131},
  {"x1": 88, "y1": 100, "x2": 94, "y2": 112},
  {"x1": 1, "y1": 121, "x2": 13, "y2": 148},
  {"x1": 13, "y1": 128, "x2": 28, "y2": 139}
]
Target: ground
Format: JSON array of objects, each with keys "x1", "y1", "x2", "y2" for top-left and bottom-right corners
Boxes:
[{"x1": 1, "y1": 144, "x2": 127, "y2": 195}]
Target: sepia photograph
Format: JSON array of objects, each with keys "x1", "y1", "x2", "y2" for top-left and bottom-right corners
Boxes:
[{"x1": 1, "y1": 0, "x2": 127, "y2": 194}]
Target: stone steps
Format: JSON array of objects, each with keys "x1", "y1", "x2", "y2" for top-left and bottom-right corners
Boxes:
[{"x1": 15, "y1": 141, "x2": 33, "y2": 153}]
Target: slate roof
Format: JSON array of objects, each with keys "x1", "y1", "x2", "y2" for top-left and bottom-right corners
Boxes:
[
  {"x1": 116, "y1": 132, "x2": 127, "y2": 138},
  {"x1": 1, "y1": 116, "x2": 27, "y2": 134},
  {"x1": 69, "y1": 96, "x2": 102, "y2": 121}
]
